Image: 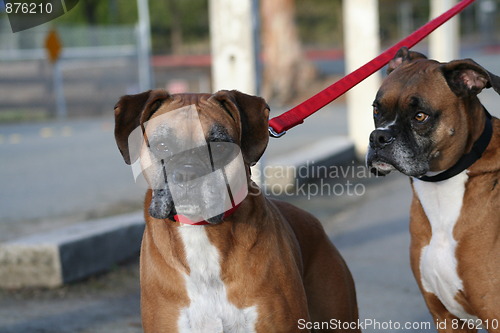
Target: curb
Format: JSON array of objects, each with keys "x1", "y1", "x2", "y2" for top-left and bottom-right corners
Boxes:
[{"x1": 0, "y1": 212, "x2": 144, "y2": 288}]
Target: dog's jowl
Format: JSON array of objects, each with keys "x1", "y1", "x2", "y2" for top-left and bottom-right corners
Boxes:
[
  {"x1": 367, "y1": 47, "x2": 500, "y2": 332},
  {"x1": 115, "y1": 90, "x2": 360, "y2": 332}
]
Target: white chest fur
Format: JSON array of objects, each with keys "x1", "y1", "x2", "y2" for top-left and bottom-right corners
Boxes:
[
  {"x1": 177, "y1": 226, "x2": 258, "y2": 333},
  {"x1": 413, "y1": 171, "x2": 477, "y2": 320}
]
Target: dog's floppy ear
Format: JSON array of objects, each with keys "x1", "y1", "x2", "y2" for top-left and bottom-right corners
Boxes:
[
  {"x1": 210, "y1": 90, "x2": 270, "y2": 165},
  {"x1": 114, "y1": 90, "x2": 170, "y2": 164},
  {"x1": 441, "y1": 59, "x2": 500, "y2": 97},
  {"x1": 387, "y1": 47, "x2": 428, "y2": 75}
]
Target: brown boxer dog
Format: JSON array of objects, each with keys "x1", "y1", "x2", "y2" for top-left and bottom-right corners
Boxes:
[
  {"x1": 367, "y1": 47, "x2": 500, "y2": 332},
  {"x1": 114, "y1": 90, "x2": 359, "y2": 332}
]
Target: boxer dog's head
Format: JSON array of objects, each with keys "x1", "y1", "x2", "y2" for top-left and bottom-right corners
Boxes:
[
  {"x1": 114, "y1": 90, "x2": 270, "y2": 224},
  {"x1": 366, "y1": 47, "x2": 500, "y2": 177}
]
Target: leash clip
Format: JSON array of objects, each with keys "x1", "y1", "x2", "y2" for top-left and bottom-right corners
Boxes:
[{"x1": 268, "y1": 126, "x2": 286, "y2": 138}]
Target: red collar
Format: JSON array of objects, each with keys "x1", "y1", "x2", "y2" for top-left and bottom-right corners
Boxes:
[{"x1": 171, "y1": 202, "x2": 241, "y2": 226}]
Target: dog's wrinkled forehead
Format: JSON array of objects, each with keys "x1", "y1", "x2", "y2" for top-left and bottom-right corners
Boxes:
[
  {"x1": 383, "y1": 60, "x2": 441, "y2": 90},
  {"x1": 126, "y1": 102, "x2": 238, "y2": 172},
  {"x1": 144, "y1": 93, "x2": 239, "y2": 144},
  {"x1": 146, "y1": 104, "x2": 207, "y2": 154},
  {"x1": 377, "y1": 60, "x2": 445, "y2": 109}
]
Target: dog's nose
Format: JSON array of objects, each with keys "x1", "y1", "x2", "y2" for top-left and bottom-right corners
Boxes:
[
  {"x1": 369, "y1": 129, "x2": 395, "y2": 149},
  {"x1": 171, "y1": 164, "x2": 199, "y2": 187}
]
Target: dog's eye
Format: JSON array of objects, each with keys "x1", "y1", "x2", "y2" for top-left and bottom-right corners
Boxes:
[
  {"x1": 209, "y1": 142, "x2": 239, "y2": 167},
  {"x1": 211, "y1": 142, "x2": 226, "y2": 154},
  {"x1": 414, "y1": 112, "x2": 429, "y2": 123},
  {"x1": 155, "y1": 142, "x2": 170, "y2": 153},
  {"x1": 373, "y1": 107, "x2": 380, "y2": 117}
]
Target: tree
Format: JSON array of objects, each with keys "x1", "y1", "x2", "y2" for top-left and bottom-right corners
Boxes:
[{"x1": 261, "y1": 0, "x2": 316, "y2": 105}]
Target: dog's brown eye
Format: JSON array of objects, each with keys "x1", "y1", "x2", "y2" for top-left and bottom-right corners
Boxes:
[
  {"x1": 373, "y1": 107, "x2": 380, "y2": 116},
  {"x1": 414, "y1": 112, "x2": 429, "y2": 122}
]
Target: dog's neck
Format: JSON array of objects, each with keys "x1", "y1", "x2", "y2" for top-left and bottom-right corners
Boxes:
[
  {"x1": 418, "y1": 106, "x2": 494, "y2": 182},
  {"x1": 464, "y1": 100, "x2": 488, "y2": 153}
]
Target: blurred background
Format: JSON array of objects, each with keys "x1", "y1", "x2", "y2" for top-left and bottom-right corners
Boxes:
[
  {"x1": 1, "y1": 0, "x2": 498, "y2": 119},
  {"x1": 0, "y1": 0, "x2": 499, "y2": 332}
]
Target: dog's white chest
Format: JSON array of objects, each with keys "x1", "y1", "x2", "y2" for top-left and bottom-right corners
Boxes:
[
  {"x1": 177, "y1": 226, "x2": 258, "y2": 333},
  {"x1": 413, "y1": 171, "x2": 477, "y2": 320}
]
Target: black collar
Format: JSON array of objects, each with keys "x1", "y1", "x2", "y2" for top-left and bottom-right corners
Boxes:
[{"x1": 418, "y1": 109, "x2": 493, "y2": 183}]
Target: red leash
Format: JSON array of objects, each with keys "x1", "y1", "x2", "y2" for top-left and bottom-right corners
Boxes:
[{"x1": 268, "y1": 0, "x2": 477, "y2": 138}]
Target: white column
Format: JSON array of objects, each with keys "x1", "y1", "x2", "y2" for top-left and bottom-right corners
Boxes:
[
  {"x1": 137, "y1": 0, "x2": 153, "y2": 91},
  {"x1": 209, "y1": 0, "x2": 263, "y2": 185},
  {"x1": 343, "y1": 0, "x2": 381, "y2": 158},
  {"x1": 209, "y1": 0, "x2": 256, "y2": 95},
  {"x1": 429, "y1": 0, "x2": 459, "y2": 62}
]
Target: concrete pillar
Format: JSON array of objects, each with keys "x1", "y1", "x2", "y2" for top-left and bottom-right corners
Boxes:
[
  {"x1": 137, "y1": 0, "x2": 153, "y2": 91},
  {"x1": 209, "y1": 0, "x2": 256, "y2": 95},
  {"x1": 343, "y1": 0, "x2": 381, "y2": 158},
  {"x1": 429, "y1": 0, "x2": 460, "y2": 61},
  {"x1": 209, "y1": 0, "x2": 263, "y2": 185}
]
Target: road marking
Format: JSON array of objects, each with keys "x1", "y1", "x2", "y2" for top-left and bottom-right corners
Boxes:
[
  {"x1": 1, "y1": 126, "x2": 75, "y2": 145},
  {"x1": 61, "y1": 126, "x2": 72, "y2": 137},
  {"x1": 40, "y1": 127, "x2": 54, "y2": 138},
  {"x1": 9, "y1": 134, "x2": 21, "y2": 144}
]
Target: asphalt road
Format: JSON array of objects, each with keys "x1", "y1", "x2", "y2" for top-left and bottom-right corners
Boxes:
[{"x1": 0, "y1": 117, "x2": 145, "y2": 240}]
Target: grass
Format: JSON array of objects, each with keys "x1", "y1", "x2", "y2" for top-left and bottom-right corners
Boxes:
[{"x1": 0, "y1": 109, "x2": 50, "y2": 124}]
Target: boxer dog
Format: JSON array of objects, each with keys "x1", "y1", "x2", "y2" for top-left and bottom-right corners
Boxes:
[
  {"x1": 367, "y1": 47, "x2": 500, "y2": 332},
  {"x1": 114, "y1": 90, "x2": 359, "y2": 332}
]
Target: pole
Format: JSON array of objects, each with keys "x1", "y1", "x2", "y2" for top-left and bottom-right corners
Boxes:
[
  {"x1": 209, "y1": 0, "x2": 261, "y2": 185},
  {"x1": 343, "y1": 0, "x2": 381, "y2": 158},
  {"x1": 430, "y1": 0, "x2": 459, "y2": 61},
  {"x1": 137, "y1": 0, "x2": 153, "y2": 91},
  {"x1": 251, "y1": 0, "x2": 262, "y2": 96},
  {"x1": 53, "y1": 60, "x2": 67, "y2": 119},
  {"x1": 209, "y1": 0, "x2": 256, "y2": 94},
  {"x1": 251, "y1": 0, "x2": 265, "y2": 186}
]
